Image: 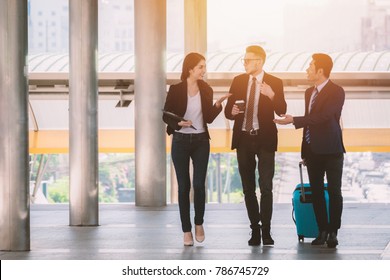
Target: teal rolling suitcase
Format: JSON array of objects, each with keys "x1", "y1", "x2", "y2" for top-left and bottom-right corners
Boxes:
[{"x1": 292, "y1": 162, "x2": 329, "y2": 242}]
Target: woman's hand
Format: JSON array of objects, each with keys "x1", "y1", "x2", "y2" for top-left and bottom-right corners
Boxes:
[
  {"x1": 215, "y1": 93, "x2": 232, "y2": 108},
  {"x1": 178, "y1": 120, "x2": 193, "y2": 128}
]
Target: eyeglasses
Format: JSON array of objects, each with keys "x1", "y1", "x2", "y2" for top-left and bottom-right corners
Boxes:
[{"x1": 241, "y1": 58, "x2": 261, "y2": 65}]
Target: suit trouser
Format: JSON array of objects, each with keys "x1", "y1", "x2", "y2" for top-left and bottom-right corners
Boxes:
[
  {"x1": 236, "y1": 134, "x2": 275, "y2": 230},
  {"x1": 304, "y1": 142, "x2": 344, "y2": 232}
]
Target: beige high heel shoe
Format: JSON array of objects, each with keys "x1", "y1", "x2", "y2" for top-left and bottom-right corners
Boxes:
[
  {"x1": 195, "y1": 225, "x2": 205, "y2": 243},
  {"x1": 183, "y1": 232, "x2": 194, "y2": 246}
]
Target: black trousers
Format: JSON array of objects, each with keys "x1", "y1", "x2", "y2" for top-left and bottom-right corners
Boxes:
[
  {"x1": 236, "y1": 133, "x2": 275, "y2": 230},
  {"x1": 304, "y1": 142, "x2": 344, "y2": 232},
  {"x1": 171, "y1": 132, "x2": 210, "y2": 232}
]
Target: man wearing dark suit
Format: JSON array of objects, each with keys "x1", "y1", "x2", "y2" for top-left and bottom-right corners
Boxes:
[
  {"x1": 225, "y1": 45, "x2": 287, "y2": 246},
  {"x1": 274, "y1": 53, "x2": 345, "y2": 248}
]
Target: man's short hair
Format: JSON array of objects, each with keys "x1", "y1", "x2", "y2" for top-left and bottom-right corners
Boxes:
[
  {"x1": 246, "y1": 45, "x2": 266, "y2": 62},
  {"x1": 312, "y1": 53, "x2": 333, "y2": 78}
]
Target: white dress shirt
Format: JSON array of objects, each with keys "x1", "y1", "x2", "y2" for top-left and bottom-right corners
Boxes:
[{"x1": 242, "y1": 71, "x2": 264, "y2": 131}]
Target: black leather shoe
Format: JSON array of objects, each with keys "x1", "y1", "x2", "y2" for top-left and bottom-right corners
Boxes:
[
  {"x1": 262, "y1": 229, "x2": 274, "y2": 246},
  {"x1": 248, "y1": 228, "x2": 261, "y2": 246},
  {"x1": 327, "y1": 232, "x2": 339, "y2": 248},
  {"x1": 311, "y1": 231, "x2": 328, "y2": 245}
]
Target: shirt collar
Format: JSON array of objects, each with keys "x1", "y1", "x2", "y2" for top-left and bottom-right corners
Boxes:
[
  {"x1": 250, "y1": 71, "x2": 264, "y2": 83},
  {"x1": 316, "y1": 79, "x2": 329, "y2": 92}
]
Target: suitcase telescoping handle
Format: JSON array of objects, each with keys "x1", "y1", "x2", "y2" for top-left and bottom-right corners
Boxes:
[{"x1": 299, "y1": 161, "x2": 306, "y2": 202}]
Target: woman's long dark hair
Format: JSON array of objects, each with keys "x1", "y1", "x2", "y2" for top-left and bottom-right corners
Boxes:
[{"x1": 180, "y1": 52, "x2": 205, "y2": 81}]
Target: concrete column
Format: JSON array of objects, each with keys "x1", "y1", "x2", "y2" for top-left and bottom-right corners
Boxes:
[
  {"x1": 184, "y1": 0, "x2": 207, "y2": 54},
  {"x1": 0, "y1": 0, "x2": 30, "y2": 251},
  {"x1": 69, "y1": 0, "x2": 99, "y2": 225},
  {"x1": 134, "y1": 0, "x2": 166, "y2": 206}
]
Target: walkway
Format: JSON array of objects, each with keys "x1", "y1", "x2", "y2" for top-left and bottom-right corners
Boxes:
[{"x1": 1, "y1": 203, "x2": 389, "y2": 260}]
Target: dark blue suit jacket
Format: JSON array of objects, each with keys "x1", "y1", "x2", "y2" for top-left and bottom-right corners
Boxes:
[{"x1": 293, "y1": 80, "x2": 346, "y2": 158}]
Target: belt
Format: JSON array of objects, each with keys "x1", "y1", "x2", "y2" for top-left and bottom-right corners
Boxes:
[{"x1": 242, "y1": 129, "x2": 259, "y2": 136}]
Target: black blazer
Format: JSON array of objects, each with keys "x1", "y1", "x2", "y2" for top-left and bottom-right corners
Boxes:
[
  {"x1": 293, "y1": 80, "x2": 346, "y2": 157},
  {"x1": 162, "y1": 79, "x2": 222, "y2": 139},
  {"x1": 224, "y1": 72, "x2": 287, "y2": 151}
]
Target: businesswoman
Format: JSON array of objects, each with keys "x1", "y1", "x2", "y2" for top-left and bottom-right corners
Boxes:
[{"x1": 163, "y1": 52, "x2": 230, "y2": 246}]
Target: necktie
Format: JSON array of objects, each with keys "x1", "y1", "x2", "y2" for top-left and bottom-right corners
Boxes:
[
  {"x1": 305, "y1": 87, "x2": 319, "y2": 143},
  {"x1": 245, "y1": 77, "x2": 257, "y2": 131}
]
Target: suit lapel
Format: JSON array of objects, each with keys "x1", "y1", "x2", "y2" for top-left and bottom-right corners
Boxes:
[
  {"x1": 305, "y1": 86, "x2": 314, "y2": 115},
  {"x1": 240, "y1": 74, "x2": 250, "y2": 102},
  {"x1": 260, "y1": 72, "x2": 272, "y2": 105},
  {"x1": 178, "y1": 81, "x2": 188, "y2": 116},
  {"x1": 310, "y1": 80, "x2": 332, "y2": 113}
]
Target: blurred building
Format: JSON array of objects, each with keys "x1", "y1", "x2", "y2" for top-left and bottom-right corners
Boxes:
[
  {"x1": 28, "y1": 0, "x2": 69, "y2": 53},
  {"x1": 283, "y1": 0, "x2": 366, "y2": 52},
  {"x1": 98, "y1": 0, "x2": 134, "y2": 52},
  {"x1": 362, "y1": 0, "x2": 390, "y2": 51},
  {"x1": 28, "y1": 0, "x2": 135, "y2": 54},
  {"x1": 28, "y1": 0, "x2": 390, "y2": 54}
]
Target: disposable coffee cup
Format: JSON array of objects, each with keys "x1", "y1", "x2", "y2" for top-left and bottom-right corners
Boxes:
[{"x1": 235, "y1": 100, "x2": 245, "y2": 113}]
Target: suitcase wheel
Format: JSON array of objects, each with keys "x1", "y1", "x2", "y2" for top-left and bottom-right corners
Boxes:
[{"x1": 298, "y1": 235, "x2": 304, "y2": 242}]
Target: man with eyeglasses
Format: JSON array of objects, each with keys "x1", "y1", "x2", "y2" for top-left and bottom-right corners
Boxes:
[{"x1": 225, "y1": 45, "x2": 286, "y2": 246}]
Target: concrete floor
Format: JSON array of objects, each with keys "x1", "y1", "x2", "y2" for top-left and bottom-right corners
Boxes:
[{"x1": 1, "y1": 203, "x2": 390, "y2": 260}]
